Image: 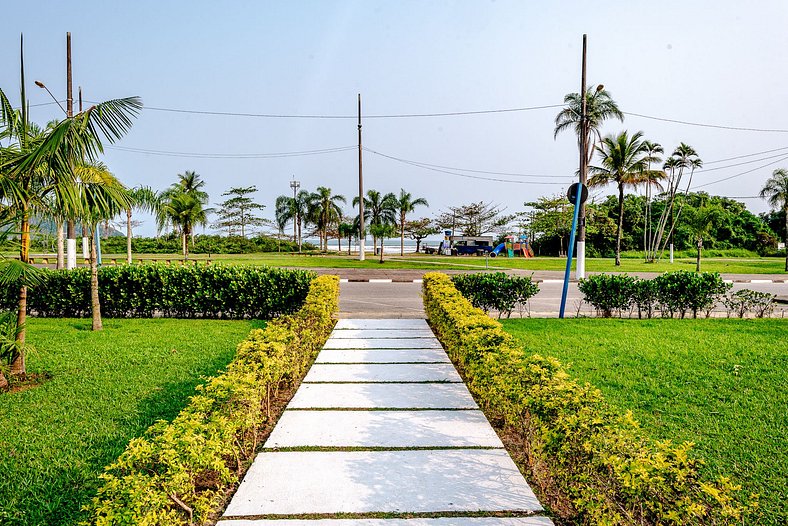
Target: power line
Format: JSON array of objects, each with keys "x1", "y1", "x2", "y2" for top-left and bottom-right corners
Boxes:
[
  {"x1": 703, "y1": 145, "x2": 788, "y2": 164},
  {"x1": 695, "y1": 151, "x2": 788, "y2": 173},
  {"x1": 623, "y1": 111, "x2": 788, "y2": 133},
  {"x1": 364, "y1": 147, "x2": 572, "y2": 185},
  {"x1": 693, "y1": 154, "x2": 788, "y2": 189},
  {"x1": 105, "y1": 144, "x2": 356, "y2": 159}
]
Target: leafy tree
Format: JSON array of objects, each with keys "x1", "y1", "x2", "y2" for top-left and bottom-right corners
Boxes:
[
  {"x1": 213, "y1": 186, "x2": 266, "y2": 238},
  {"x1": 307, "y1": 186, "x2": 346, "y2": 252},
  {"x1": 435, "y1": 201, "x2": 512, "y2": 237},
  {"x1": 524, "y1": 196, "x2": 574, "y2": 256},
  {"x1": 685, "y1": 203, "x2": 722, "y2": 272},
  {"x1": 394, "y1": 189, "x2": 428, "y2": 256},
  {"x1": 338, "y1": 222, "x2": 355, "y2": 255},
  {"x1": 160, "y1": 171, "x2": 209, "y2": 247},
  {"x1": 156, "y1": 192, "x2": 208, "y2": 259},
  {"x1": 0, "y1": 40, "x2": 140, "y2": 376},
  {"x1": 369, "y1": 222, "x2": 396, "y2": 263},
  {"x1": 589, "y1": 130, "x2": 664, "y2": 265},
  {"x1": 274, "y1": 189, "x2": 312, "y2": 253},
  {"x1": 353, "y1": 189, "x2": 396, "y2": 252},
  {"x1": 405, "y1": 218, "x2": 439, "y2": 253},
  {"x1": 760, "y1": 168, "x2": 788, "y2": 270},
  {"x1": 123, "y1": 186, "x2": 158, "y2": 263}
]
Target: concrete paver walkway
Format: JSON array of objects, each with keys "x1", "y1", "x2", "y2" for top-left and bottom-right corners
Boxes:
[{"x1": 220, "y1": 319, "x2": 552, "y2": 525}]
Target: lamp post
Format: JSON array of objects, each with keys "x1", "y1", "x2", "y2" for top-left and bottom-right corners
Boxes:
[{"x1": 290, "y1": 179, "x2": 300, "y2": 252}]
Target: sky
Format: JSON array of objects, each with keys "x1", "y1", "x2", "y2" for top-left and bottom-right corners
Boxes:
[{"x1": 3, "y1": 0, "x2": 788, "y2": 236}]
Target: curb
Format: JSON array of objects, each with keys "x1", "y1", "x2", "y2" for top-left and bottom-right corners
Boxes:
[{"x1": 338, "y1": 278, "x2": 788, "y2": 284}]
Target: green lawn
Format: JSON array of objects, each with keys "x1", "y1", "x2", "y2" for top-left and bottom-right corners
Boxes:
[
  {"x1": 0, "y1": 318, "x2": 256, "y2": 526},
  {"x1": 98, "y1": 252, "x2": 788, "y2": 274},
  {"x1": 501, "y1": 318, "x2": 788, "y2": 524}
]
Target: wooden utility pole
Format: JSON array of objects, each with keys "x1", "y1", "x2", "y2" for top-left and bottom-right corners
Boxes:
[
  {"x1": 66, "y1": 32, "x2": 77, "y2": 270},
  {"x1": 575, "y1": 34, "x2": 588, "y2": 279},
  {"x1": 357, "y1": 94, "x2": 365, "y2": 261}
]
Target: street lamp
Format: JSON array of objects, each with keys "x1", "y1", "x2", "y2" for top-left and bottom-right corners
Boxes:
[
  {"x1": 290, "y1": 179, "x2": 300, "y2": 253},
  {"x1": 34, "y1": 80, "x2": 67, "y2": 115}
]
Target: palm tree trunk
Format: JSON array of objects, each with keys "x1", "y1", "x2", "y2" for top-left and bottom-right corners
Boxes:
[
  {"x1": 616, "y1": 183, "x2": 624, "y2": 266},
  {"x1": 297, "y1": 219, "x2": 302, "y2": 253},
  {"x1": 182, "y1": 232, "x2": 187, "y2": 259},
  {"x1": 12, "y1": 208, "x2": 30, "y2": 377},
  {"x1": 56, "y1": 220, "x2": 64, "y2": 269},
  {"x1": 400, "y1": 213, "x2": 405, "y2": 256},
  {"x1": 379, "y1": 236, "x2": 385, "y2": 263},
  {"x1": 696, "y1": 238, "x2": 702, "y2": 272},
  {"x1": 90, "y1": 226, "x2": 103, "y2": 331},
  {"x1": 784, "y1": 207, "x2": 788, "y2": 271},
  {"x1": 126, "y1": 208, "x2": 133, "y2": 264},
  {"x1": 347, "y1": 234, "x2": 352, "y2": 255},
  {"x1": 0, "y1": 369, "x2": 8, "y2": 390}
]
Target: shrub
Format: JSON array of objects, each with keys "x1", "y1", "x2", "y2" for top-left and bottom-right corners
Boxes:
[
  {"x1": 451, "y1": 272, "x2": 539, "y2": 318},
  {"x1": 96, "y1": 234, "x2": 316, "y2": 255},
  {"x1": 0, "y1": 265, "x2": 314, "y2": 319},
  {"x1": 654, "y1": 271, "x2": 731, "y2": 319},
  {"x1": 722, "y1": 289, "x2": 776, "y2": 318},
  {"x1": 83, "y1": 275, "x2": 339, "y2": 526},
  {"x1": 577, "y1": 274, "x2": 637, "y2": 317},
  {"x1": 422, "y1": 272, "x2": 755, "y2": 525},
  {"x1": 631, "y1": 277, "x2": 659, "y2": 319}
]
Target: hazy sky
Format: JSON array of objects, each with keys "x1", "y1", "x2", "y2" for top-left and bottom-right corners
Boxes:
[{"x1": 4, "y1": 1, "x2": 788, "y2": 235}]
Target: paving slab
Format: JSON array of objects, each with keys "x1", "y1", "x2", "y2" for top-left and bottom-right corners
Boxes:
[
  {"x1": 219, "y1": 518, "x2": 554, "y2": 526},
  {"x1": 223, "y1": 449, "x2": 543, "y2": 516},
  {"x1": 316, "y1": 349, "x2": 450, "y2": 364},
  {"x1": 287, "y1": 383, "x2": 478, "y2": 409},
  {"x1": 303, "y1": 363, "x2": 462, "y2": 383},
  {"x1": 324, "y1": 338, "x2": 443, "y2": 350},
  {"x1": 335, "y1": 319, "x2": 430, "y2": 330},
  {"x1": 265, "y1": 410, "x2": 503, "y2": 448},
  {"x1": 329, "y1": 329, "x2": 436, "y2": 339}
]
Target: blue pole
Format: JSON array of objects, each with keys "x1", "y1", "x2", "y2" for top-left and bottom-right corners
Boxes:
[
  {"x1": 95, "y1": 224, "x2": 103, "y2": 266},
  {"x1": 559, "y1": 191, "x2": 583, "y2": 318}
]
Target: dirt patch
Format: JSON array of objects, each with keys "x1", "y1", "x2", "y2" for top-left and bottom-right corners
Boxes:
[{"x1": 4, "y1": 372, "x2": 52, "y2": 394}]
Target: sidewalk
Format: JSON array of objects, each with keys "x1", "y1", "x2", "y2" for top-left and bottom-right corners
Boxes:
[{"x1": 219, "y1": 318, "x2": 552, "y2": 525}]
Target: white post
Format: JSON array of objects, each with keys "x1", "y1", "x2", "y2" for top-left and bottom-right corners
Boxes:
[
  {"x1": 576, "y1": 240, "x2": 586, "y2": 279},
  {"x1": 82, "y1": 236, "x2": 89, "y2": 259},
  {"x1": 359, "y1": 236, "x2": 365, "y2": 261},
  {"x1": 669, "y1": 243, "x2": 674, "y2": 263},
  {"x1": 66, "y1": 238, "x2": 77, "y2": 269}
]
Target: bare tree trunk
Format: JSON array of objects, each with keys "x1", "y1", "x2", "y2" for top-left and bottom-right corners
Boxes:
[
  {"x1": 12, "y1": 209, "x2": 30, "y2": 377},
  {"x1": 616, "y1": 184, "x2": 624, "y2": 266},
  {"x1": 90, "y1": 226, "x2": 103, "y2": 331},
  {"x1": 784, "y1": 209, "x2": 788, "y2": 271},
  {"x1": 347, "y1": 235, "x2": 352, "y2": 255},
  {"x1": 379, "y1": 236, "x2": 385, "y2": 263},
  {"x1": 56, "y1": 220, "x2": 65, "y2": 269},
  {"x1": 126, "y1": 208, "x2": 133, "y2": 264}
]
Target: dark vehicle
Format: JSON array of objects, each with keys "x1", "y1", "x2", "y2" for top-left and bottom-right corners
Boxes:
[{"x1": 449, "y1": 236, "x2": 494, "y2": 256}]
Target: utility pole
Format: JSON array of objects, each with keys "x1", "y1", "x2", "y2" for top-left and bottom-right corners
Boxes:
[
  {"x1": 65, "y1": 32, "x2": 77, "y2": 270},
  {"x1": 357, "y1": 94, "x2": 365, "y2": 261},
  {"x1": 575, "y1": 34, "x2": 588, "y2": 279},
  {"x1": 289, "y1": 178, "x2": 300, "y2": 252}
]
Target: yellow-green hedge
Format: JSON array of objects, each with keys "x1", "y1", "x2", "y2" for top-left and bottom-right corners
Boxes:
[
  {"x1": 422, "y1": 272, "x2": 755, "y2": 525},
  {"x1": 83, "y1": 275, "x2": 339, "y2": 525}
]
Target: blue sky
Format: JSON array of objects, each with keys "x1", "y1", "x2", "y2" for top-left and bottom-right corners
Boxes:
[{"x1": 4, "y1": 1, "x2": 788, "y2": 235}]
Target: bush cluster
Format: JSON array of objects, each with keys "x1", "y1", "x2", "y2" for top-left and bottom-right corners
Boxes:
[
  {"x1": 83, "y1": 275, "x2": 339, "y2": 525},
  {"x1": 451, "y1": 272, "x2": 540, "y2": 318},
  {"x1": 422, "y1": 272, "x2": 754, "y2": 525},
  {"x1": 578, "y1": 271, "x2": 732, "y2": 318},
  {"x1": 0, "y1": 265, "x2": 314, "y2": 319},
  {"x1": 97, "y1": 234, "x2": 315, "y2": 255},
  {"x1": 721, "y1": 289, "x2": 776, "y2": 318}
]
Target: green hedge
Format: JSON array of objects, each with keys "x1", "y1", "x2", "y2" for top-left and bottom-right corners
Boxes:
[
  {"x1": 0, "y1": 265, "x2": 314, "y2": 319},
  {"x1": 451, "y1": 272, "x2": 540, "y2": 318},
  {"x1": 83, "y1": 274, "x2": 339, "y2": 525},
  {"x1": 96, "y1": 234, "x2": 315, "y2": 254},
  {"x1": 422, "y1": 272, "x2": 755, "y2": 525}
]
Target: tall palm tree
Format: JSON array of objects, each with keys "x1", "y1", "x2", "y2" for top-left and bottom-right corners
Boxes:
[
  {"x1": 0, "y1": 37, "x2": 141, "y2": 376},
  {"x1": 156, "y1": 192, "x2": 208, "y2": 259},
  {"x1": 640, "y1": 140, "x2": 664, "y2": 259},
  {"x1": 273, "y1": 190, "x2": 310, "y2": 252},
  {"x1": 589, "y1": 131, "x2": 661, "y2": 266},
  {"x1": 555, "y1": 85, "x2": 624, "y2": 267},
  {"x1": 124, "y1": 186, "x2": 159, "y2": 263},
  {"x1": 307, "y1": 186, "x2": 346, "y2": 252},
  {"x1": 685, "y1": 203, "x2": 720, "y2": 272},
  {"x1": 353, "y1": 190, "x2": 396, "y2": 253},
  {"x1": 760, "y1": 168, "x2": 788, "y2": 271},
  {"x1": 394, "y1": 189, "x2": 429, "y2": 256},
  {"x1": 338, "y1": 222, "x2": 355, "y2": 255},
  {"x1": 161, "y1": 171, "x2": 209, "y2": 247}
]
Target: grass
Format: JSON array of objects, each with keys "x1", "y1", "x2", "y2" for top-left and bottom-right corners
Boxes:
[
  {"x1": 501, "y1": 318, "x2": 788, "y2": 525},
  {"x1": 94, "y1": 251, "x2": 788, "y2": 274},
  {"x1": 0, "y1": 318, "x2": 257, "y2": 526}
]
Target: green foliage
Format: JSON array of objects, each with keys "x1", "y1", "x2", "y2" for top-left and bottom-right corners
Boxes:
[
  {"x1": 83, "y1": 275, "x2": 339, "y2": 526},
  {"x1": 451, "y1": 272, "x2": 539, "y2": 318},
  {"x1": 579, "y1": 271, "x2": 731, "y2": 318},
  {"x1": 0, "y1": 265, "x2": 314, "y2": 319},
  {"x1": 422, "y1": 272, "x2": 755, "y2": 525},
  {"x1": 99, "y1": 234, "x2": 309, "y2": 254},
  {"x1": 721, "y1": 289, "x2": 776, "y2": 318}
]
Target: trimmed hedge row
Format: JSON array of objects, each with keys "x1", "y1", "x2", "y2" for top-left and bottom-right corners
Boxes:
[
  {"x1": 422, "y1": 272, "x2": 754, "y2": 525},
  {"x1": 451, "y1": 272, "x2": 539, "y2": 318},
  {"x1": 83, "y1": 274, "x2": 339, "y2": 525},
  {"x1": 0, "y1": 265, "x2": 314, "y2": 319},
  {"x1": 578, "y1": 271, "x2": 731, "y2": 318}
]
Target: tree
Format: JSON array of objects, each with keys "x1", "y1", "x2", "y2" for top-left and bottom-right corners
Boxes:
[
  {"x1": 338, "y1": 222, "x2": 355, "y2": 255},
  {"x1": 156, "y1": 192, "x2": 208, "y2": 259},
  {"x1": 394, "y1": 189, "x2": 429, "y2": 256},
  {"x1": 760, "y1": 168, "x2": 788, "y2": 271},
  {"x1": 213, "y1": 186, "x2": 266, "y2": 238},
  {"x1": 0, "y1": 39, "x2": 140, "y2": 376},
  {"x1": 685, "y1": 203, "x2": 721, "y2": 272},
  {"x1": 524, "y1": 196, "x2": 574, "y2": 256},
  {"x1": 589, "y1": 131, "x2": 664, "y2": 265},
  {"x1": 124, "y1": 186, "x2": 158, "y2": 263},
  {"x1": 641, "y1": 140, "x2": 664, "y2": 259},
  {"x1": 405, "y1": 218, "x2": 438, "y2": 253},
  {"x1": 369, "y1": 222, "x2": 396, "y2": 263},
  {"x1": 435, "y1": 201, "x2": 513, "y2": 237},
  {"x1": 274, "y1": 190, "x2": 310, "y2": 252},
  {"x1": 353, "y1": 190, "x2": 396, "y2": 252},
  {"x1": 307, "y1": 186, "x2": 346, "y2": 252},
  {"x1": 160, "y1": 171, "x2": 209, "y2": 246},
  {"x1": 554, "y1": 86, "x2": 624, "y2": 261}
]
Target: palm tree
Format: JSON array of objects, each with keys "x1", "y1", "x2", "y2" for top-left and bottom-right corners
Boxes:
[
  {"x1": 307, "y1": 186, "x2": 346, "y2": 252},
  {"x1": 156, "y1": 192, "x2": 208, "y2": 259},
  {"x1": 760, "y1": 168, "x2": 788, "y2": 271},
  {"x1": 369, "y1": 222, "x2": 397, "y2": 263},
  {"x1": 353, "y1": 190, "x2": 396, "y2": 254},
  {"x1": 0, "y1": 38, "x2": 140, "y2": 376},
  {"x1": 685, "y1": 204, "x2": 720, "y2": 272},
  {"x1": 589, "y1": 131, "x2": 661, "y2": 266},
  {"x1": 640, "y1": 140, "x2": 664, "y2": 259},
  {"x1": 394, "y1": 189, "x2": 429, "y2": 256},
  {"x1": 124, "y1": 186, "x2": 159, "y2": 263},
  {"x1": 338, "y1": 222, "x2": 355, "y2": 255},
  {"x1": 161, "y1": 171, "x2": 209, "y2": 247},
  {"x1": 274, "y1": 190, "x2": 310, "y2": 252}
]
